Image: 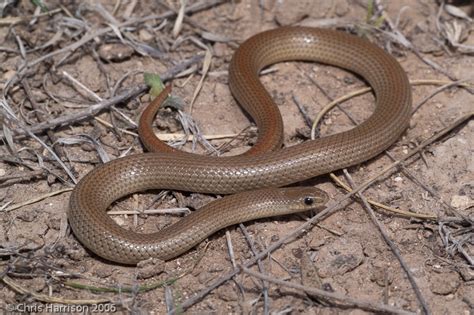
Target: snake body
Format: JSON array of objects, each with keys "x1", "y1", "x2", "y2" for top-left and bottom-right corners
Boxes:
[{"x1": 68, "y1": 27, "x2": 412, "y2": 264}]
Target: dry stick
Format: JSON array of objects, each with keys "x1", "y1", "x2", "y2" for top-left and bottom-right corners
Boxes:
[
  {"x1": 189, "y1": 48, "x2": 212, "y2": 113},
  {"x1": 342, "y1": 170, "x2": 431, "y2": 315},
  {"x1": 4, "y1": 84, "x2": 146, "y2": 138},
  {"x1": 412, "y1": 78, "x2": 472, "y2": 114},
  {"x1": 61, "y1": 71, "x2": 102, "y2": 102},
  {"x1": 158, "y1": 0, "x2": 211, "y2": 33},
  {"x1": 0, "y1": 155, "x2": 68, "y2": 185},
  {"x1": 329, "y1": 173, "x2": 436, "y2": 220},
  {"x1": 239, "y1": 224, "x2": 271, "y2": 314},
  {"x1": 0, "y1": 0, "x2": 225, "y2": 126},
  {"x1": 0, "y1": 171, "x2": 46, "y2": 188},
  {"x1": 384, "y1": 151, "x2": 458, "y2": 218},
  {"x1": 21, "y1": 79, "x2": 68, "y2": 161},
  {"x1": 242, "y1": 268, "x2": 415, "y2": 315},
  {"x1": 3, "y1": 188, "x2": 73, "y2": 212},
  {"x1": 292, "y1": 94, "x2": 314, "y2": 128},
  {"x1": 3, "y1": 55, "x2": 203, "y2": 140},
  {"x1": 19, "y1": 0, "x2": 226, "y2": 70},
  {"x1": 173, "y1": 112, "x2": 473, "y2": 312},
  {"x1": 0, "y1": 8, "x2": 63, "y2": 26},
  {"x1": 224, "y1": 231, "x2": 248, "y2": 300}
]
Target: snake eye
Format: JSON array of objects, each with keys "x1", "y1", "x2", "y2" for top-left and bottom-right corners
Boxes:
[{"x1": 304, "y1": 197, "x2": 314, "y2": 206}]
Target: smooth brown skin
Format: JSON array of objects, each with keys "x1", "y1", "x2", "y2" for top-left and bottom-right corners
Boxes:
[{"x1": 68, "y1": 27, "x2": 412, "y2": 264}]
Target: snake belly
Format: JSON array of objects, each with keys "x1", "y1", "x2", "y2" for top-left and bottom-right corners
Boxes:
[{"x1": 68, "y1": 27, "x2": 412, "y2": 264}]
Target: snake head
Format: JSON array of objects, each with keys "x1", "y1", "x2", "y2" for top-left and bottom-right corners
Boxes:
[{"x1": 281, "y1": 186, "x2": 328, "y2": 212}]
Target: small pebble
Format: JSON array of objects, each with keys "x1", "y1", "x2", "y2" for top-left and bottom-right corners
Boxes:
[
  {"x1": 98, "y1": 43, "x2": 134, "y2": 62},
  {"x1": 137, "y1": 258, "x2": 165, "y2": 279},
  {"x1": 451, "y1": 195, "x2": 471, "y2": 208},
  {"x1": 429, "y1": 272, "x2": 460, "y2": 295},
  {"x1": 213, "y1": 42, "x2": 227, "y2": 57},
  {"x1": 113, "y1": 216, "x2": 125, "y2": 226},
  {"x1": 394, "y1": 176, "x2": 403, "y2": 182},
  {"x1": 3, "y1": 69, "x2": 16, "y2": 81},
  {"x1": 138, "y1": 29, "x2": 154, "y2": 42}
]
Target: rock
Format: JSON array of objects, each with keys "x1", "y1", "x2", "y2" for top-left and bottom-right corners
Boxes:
[
  {"x1": 300, "y1": 253, "x2": 323, "y2": 301},
  {"x1": 139, "y1": 29, "x2": 154, "y2": 42},
  {"x1": 450, "y1": 195, "x2": 471, "y2": 209},
  {"x1": 3, "y1": 69, "x2": 16, "y2": 81},
  {"x1": 17, "y1": 209, "x2": 38, "y2": 222},
  {"x1": 314, "y1": 238, "x2": 364, "y2": 278},
  {"x1": 275, "y1": 0, "x2": 314, "y2": 25},
  {"x1": 213, "y1": 42, "x2": 227, "y2": 57},
  {"x1": 216, "y1": 284, "x2": 238, "y2": 301},
  {"x1": 462, "y1": 287, "x2": 474, "y2": 308},
  {"x1": 369, "y1": 262, "x2": 394, "y2": 287},
  {"x1": 429, "y1": 272, "x2": 460, "y2": 295},
  {"x1": 94, "y1": 265, "x2": 113, "y2": 278},
  {"x1": 98, "y1": 43, "x2": 134, "y2": 62},
  {"x1": 137, "y1": 258, "x2": 166, "y2": 279}
]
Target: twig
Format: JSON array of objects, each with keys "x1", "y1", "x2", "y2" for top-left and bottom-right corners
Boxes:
[
  {"x1": 3, "y1": 84, "x2": 146, "y2": 139},
  {"x1": 3, "y1": 55, "x2": 203, "y2": 141},
  {"x1": 239, "y1": 223, "x2": 271, "y2": 314},
  {"x1": 329, "y1": 173, "x2": 436, "y2": 220},
  {"x1": 412, "y1": 78, "x2": 473, "y2": 114},
  {"x1": 224, "y1": 230, "x2": 247, "y2": 299},
  {"x1": 158, "y1": 0, "x2": 212, "y2": 33},
  {"x1": 61, "y1": 71, "x2": 103, "y2": 102},
  {"x1": 384, "y1": 151, "x2": 458, "y2": 216},
  {"x1": 21, "y1": 79, "x2": 68, "y2": 162},
  {"x1": 3, "y1": 188, "x2": 73, "y2": 212},
  {"x1": 0, "y1": 169, "x2": 46, "y2": 187},
  {"x1": 189, "y1": 48, "x2": 212, "y2": 113},
  {"x1": 291, "y1": 94, "x2": 313, "y2": 128},
  {"x1": 19, "y1": 0, "x2": 226, "y2": 70},
  {"x1": 342, "y1": 170, "x2": 432, "y2": 315},
  {"x1": 241, "y1": 267, "x2": 415, "y2": 315}
]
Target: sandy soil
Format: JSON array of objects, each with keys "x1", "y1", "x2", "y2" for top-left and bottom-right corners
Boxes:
[{"x1": 0, "y1": 0, "x2": 473, "y2": 314}]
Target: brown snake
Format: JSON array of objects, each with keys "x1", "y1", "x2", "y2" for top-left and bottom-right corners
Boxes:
[{"x1": 68, "y1": 27, "x2": 412, "y2": 264}]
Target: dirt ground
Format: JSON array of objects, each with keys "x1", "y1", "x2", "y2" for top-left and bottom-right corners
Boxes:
[{"x1": 0, "y1": 0, "x2": 473, "y2": 314}]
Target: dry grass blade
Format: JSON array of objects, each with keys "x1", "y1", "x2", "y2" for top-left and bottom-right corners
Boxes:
[
  {"x1": 3, "y1": 188, "x2": 72, "y2": 212},
  {"x1": 189, "y1": 47, "x2": 213, "y2": 113},
  {"x1": 329, "y1": 173, "x2": 436, "y2": 219},
  {"x1": 172, "y1": 0, "x2": 187, "y2": 38},
  {"x1": 1, "y1": 275, "x2": 112, "y2": 305}
]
